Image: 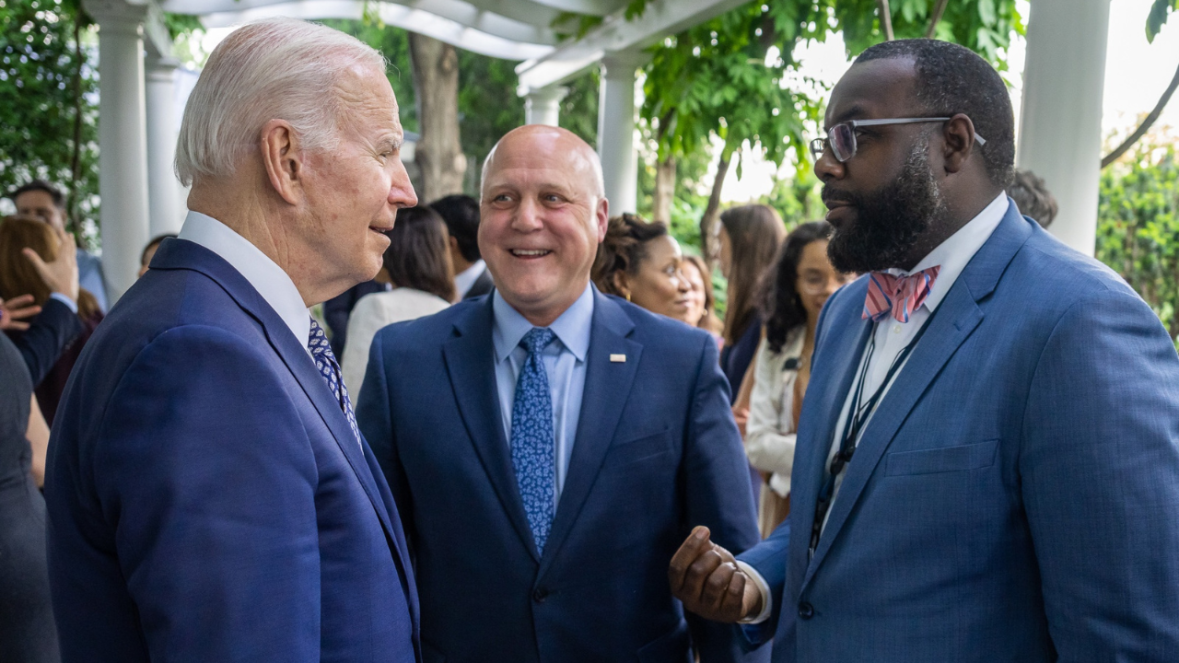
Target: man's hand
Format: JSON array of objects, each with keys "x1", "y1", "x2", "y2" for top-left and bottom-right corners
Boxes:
[
  {"x1": 0, "y1": 294, "x2": 42, "y2": 331},
  {"x1": 669, "y1": 526, "x2": 763, "y2": 623},
  {"x1": 23, "y1": 225, "x2": 79, "y2": 302}
]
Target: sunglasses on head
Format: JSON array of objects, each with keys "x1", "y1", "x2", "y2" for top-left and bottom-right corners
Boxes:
[{"x1": 809, "y1": 117, "x2": 987, "y2": 163}]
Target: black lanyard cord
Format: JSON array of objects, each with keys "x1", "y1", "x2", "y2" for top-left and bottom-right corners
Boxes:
[{"x1": 808, "y1": 311, "x2": 938, "y2": 556}]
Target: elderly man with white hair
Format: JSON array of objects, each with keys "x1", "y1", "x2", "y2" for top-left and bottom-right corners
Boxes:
[{"x1": 43, "y1": 19, "x2": 420, "y2": 662}]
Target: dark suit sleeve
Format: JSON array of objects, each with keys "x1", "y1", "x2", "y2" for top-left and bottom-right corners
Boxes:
[
  {"x1": 1022, "y1": 288, "x2": 1179, "y2": 660},
  {"x1": 681, "y1": 334, "x2": 768, "y2": 663},
  {"x1": 735, "y1": 520, "x2": 790, "y2": 646},
  {"x1": 11, "y1": 297, "x2": 83, "y2": 385},
  {"x1": 91, "y1": 326, "x2": 322, "y2": 662},
  {"x1": 356, "y1": 329, "x2": 415, "y2": 547}
]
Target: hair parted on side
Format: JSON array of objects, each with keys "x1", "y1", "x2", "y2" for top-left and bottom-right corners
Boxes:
[
  {"x1": 855, "y1": 38, "x2": 1016, "y2": 189},
  {"x1": 175, "y1": 18, "x2": 386, "y2": 187},
  {"x1": 592, "y1": 213, "x2": 669, "y2": 297}
]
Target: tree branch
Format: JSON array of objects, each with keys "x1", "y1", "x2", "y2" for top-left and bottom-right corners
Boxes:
[
  {"x1": 878, "y1": 0, "x2": 895, "y2": 41},
  {"x1": 1101, "y1": 58, "x2": 1179, "y2": 168},
  {"x1": 925, "y1": 0, "x2": 950, "y2": 38}
]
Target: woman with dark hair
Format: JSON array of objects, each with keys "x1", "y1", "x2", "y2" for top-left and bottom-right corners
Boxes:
[
  {"x1": 0, "y1": 216, "x2": 103, "y2": 424},
  {"x1": 342, "y1": 206, "x2": 455, "y2": 396},
  {"x1": 745, "y1": 221, "x2": 851, "y2": 536},
  {"x1": 592, "y1": 214, "x2": 696, "y2": 324},
  {"x1": 715, "y1": 204, "x2": 786, "y2": 397},
  {"x1": 680, "y1": 255, "x2": 723, "y2": 341}
]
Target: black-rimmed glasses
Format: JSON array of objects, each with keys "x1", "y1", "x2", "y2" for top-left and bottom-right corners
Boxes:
[{"x1": 809, "y1": 117, "x2": 987, "y2": 163}]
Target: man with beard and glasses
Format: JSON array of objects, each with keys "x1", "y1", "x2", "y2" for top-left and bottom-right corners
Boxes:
[{"x1": 666, "y1": 38, "x2": 1179, "y2": 662}]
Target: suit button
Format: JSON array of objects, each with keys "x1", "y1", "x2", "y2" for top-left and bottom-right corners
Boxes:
[
  {"x1": 798, "y1": 602, "x2": 814, "y2": 620},
  {"x1": 532, "y1": 588, "x2": 548, "y2": 603}
]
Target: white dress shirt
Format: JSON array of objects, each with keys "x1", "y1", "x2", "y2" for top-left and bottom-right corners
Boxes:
[
  {"x1": 454, "y1": 259, "x2": 488, "y2": 298},
  {"x1": 739, "y1": 192, "x2": 1009, "y2": 624},
  {"x1": 177, "y1": 211, "x2": 311, "y2": 353}
]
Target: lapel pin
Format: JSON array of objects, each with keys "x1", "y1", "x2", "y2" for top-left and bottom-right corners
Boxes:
[{"x1": 610, "y1": 354, "x2": 626, "y2": 363}]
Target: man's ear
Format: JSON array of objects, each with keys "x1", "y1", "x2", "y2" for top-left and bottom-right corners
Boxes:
[
  {"x1": 941, "y1": 113, "x2": 977, "y2": 175},
  {"x1": 260, "y1": 119, "x2": 304, "y2": 205},
  {"x1": 595, "y1": 196, "x2": 610, "y2": 242}
]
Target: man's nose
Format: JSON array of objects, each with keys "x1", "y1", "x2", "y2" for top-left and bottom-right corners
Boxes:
[
  {"x1": 389, "y1": 161, "x2": 418, "y2": 209},
  {"x1": 511, "y1": 199, "x2": 544, "y2": 231},
  {"x1": 813, "y1": 145, "x2": 845, "y2": 182}
]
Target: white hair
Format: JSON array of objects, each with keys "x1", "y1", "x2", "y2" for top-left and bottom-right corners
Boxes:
[{"x1": 175, "y1": 18, "x2": 386, "y2": 187}]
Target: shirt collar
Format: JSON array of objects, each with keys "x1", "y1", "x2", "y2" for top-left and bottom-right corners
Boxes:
[
  {"x1": 177, "y1": 210, "x2": 311, "y2": 347},
  {"x1": 889, "y1": 191, "x2": 1009, "y2": 314},
  {"x1": 492, "y1": 283, "x2": 594, "y2": 364},
  {"x1": 454, "y1": 259, "x2": 487, "y2": 297}
]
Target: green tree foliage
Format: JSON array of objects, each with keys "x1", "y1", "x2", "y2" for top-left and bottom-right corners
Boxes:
[
  {"x1": 0, "y1": 0, "x2": 98, "y2": 241},
  {"x1": 1097, "y1": 144, "x2": 1179, "y2": 346},
  {"x1": 640, "y1": 0, "x2": 1023, "y2": 172}
]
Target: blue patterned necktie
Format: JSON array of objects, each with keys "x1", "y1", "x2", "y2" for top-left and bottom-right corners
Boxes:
[
  {"x1": 308, "y1": 317, "x2": 362, "y2": 448},
  {"x1": 511, "y1": 327, "x2": 557, "y2": 555}
]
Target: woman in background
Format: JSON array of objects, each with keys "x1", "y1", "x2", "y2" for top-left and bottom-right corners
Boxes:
[
  {"x1": 592, "y1": 214, "x2": 696, "y2": 324},
  {"x1": 342, "y1": 206, "x2": 455, "y2": 397},
  {"x1": 0, "y1": 216, "x2": 103, "y2": 424},
  {"x1": 715, "y1": 204, "x2": 787, "y2": 398},
  {"x1": 680, "y1": 255, "x2": 723, "y2": 343},
  {"x1": 746, "y1": 221, "x2": 851, "y2": 536}
]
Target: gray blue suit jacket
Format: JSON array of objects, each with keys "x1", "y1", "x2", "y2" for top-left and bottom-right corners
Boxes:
[{"x1": 741, "y1": 201, "x2": 1179, "y2": 662}]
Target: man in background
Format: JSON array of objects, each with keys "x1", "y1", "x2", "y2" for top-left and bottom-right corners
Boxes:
[
  {"x1": 432, "y1": 193, "x2": 494, "y2": 299},
  {"x1": 12, "y1": 180, "x2": 108, "y2": 311}
]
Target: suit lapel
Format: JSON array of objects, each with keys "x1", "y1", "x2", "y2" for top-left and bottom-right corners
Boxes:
[
  {"x1": 151, "y1": 239, "x2": 404, "y2": 559},
  {"x1": 440, "y1": 298, "x2": 540, "y2": 560},
  {"x1": 800, "y1": 201, "x2": 1034, "y2": 589},
  {"x1": 538, "y1": 293, "x2": 639, "y2": 576}
]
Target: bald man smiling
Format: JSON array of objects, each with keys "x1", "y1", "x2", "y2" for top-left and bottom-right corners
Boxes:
[{"x1": 357, "y1": 126, "x2": 766, "y2": 663}]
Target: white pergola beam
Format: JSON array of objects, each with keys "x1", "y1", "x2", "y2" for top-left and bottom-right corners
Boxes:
[
  {"x1": 198, "y1": 0, "x2": 555, "y2": 60},
  {"x1": 516, "y1": 0, "x2": 747, "y2": 93},
  {"x1": 521, "y1": 0, "x2": 627, "y2": 15}
]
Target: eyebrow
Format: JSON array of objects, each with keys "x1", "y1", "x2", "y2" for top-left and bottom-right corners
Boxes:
[{"x1": 826, "y1": 104, "x2": 869, "y2": 130}]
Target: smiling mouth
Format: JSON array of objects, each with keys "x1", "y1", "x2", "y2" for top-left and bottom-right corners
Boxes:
[{"x1": 511, "y1": 249, "x2": 552, "y2": 257}]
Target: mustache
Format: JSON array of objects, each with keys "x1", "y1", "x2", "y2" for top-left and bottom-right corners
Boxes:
[{"x1": 822, "y1": 185, "x2": 861, "y2": 207}]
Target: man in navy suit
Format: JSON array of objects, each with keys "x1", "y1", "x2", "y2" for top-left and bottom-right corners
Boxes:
[
  {"x1": 357, "y1": 125, "x2": 764, "y2": 663},
  {"x1": 44, "y1": 19, "x2": 421, "y2": 662},
  {"x1": 669, "y1": 39, "x2": 1179, "y2": 661}
]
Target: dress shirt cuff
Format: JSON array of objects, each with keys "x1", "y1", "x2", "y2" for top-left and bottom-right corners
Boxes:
[
  {"x1": 735, "y1": 560, "x2": 773, "y2": 624},
  {"x1": 49, "y1": 292, "x2": 78, "y2": 314}
]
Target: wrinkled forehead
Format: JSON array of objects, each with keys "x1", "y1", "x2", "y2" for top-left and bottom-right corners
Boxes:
[{"x1": 825, "y1": 57, "x2": 920, "y2": 129}]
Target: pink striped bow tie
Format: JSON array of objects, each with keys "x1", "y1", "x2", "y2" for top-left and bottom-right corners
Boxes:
[{"x1": 862, "y1": 266, "x2": 941, "y2": 323}]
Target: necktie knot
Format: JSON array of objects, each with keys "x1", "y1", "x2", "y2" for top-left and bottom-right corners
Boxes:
[
  {"x1": 521, "y1": 327, "x2": 555, "y2": 356},
  {"x1": 862, "y1": 266, "x2": 941, "y2": 323}
]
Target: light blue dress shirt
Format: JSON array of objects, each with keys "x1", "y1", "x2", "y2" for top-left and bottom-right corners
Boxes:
[{"x1": 492, "y1": 283, "x2": 594, "y2": 502}]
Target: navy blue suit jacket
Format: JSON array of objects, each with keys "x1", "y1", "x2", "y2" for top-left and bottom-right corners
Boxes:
[
  {"x1": 741, "y1": 202, "x2": 1179, "y2": 661},
  {"x1": 357, "y1": 289, "x2": 765, "y2": 663},
  {"x1": 44, "y1": 239, "x2": 420, "y2": 662},
  {"x1": 6, "y1": 297, "x2": 83, "y2": 386}
]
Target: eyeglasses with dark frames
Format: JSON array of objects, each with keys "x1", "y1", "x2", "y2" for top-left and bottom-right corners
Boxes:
[{"x1": 809, "y1": 117, "x2": 987, "y2": 163}]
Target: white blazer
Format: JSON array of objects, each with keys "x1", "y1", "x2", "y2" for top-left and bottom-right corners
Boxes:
[
  {"x1": 341, "y1": 288, "x2": 450, "y2": 398},
  {"x1": 745, "y1": 329, "x2": 804, "y2": 497}
]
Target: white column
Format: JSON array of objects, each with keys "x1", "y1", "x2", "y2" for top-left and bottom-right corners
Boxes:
[
  {"x1": 93, "y1": 8, "x2": 151, "y2": 301},
  {"x1": 598, "y1": 51, "x2": 649, "y2": 216},
  {"x1": 1017, "y1": 0, "x2": 1112, "y2": 256},
  {"x1": 146, "y1": 56, "x2": 183, "y2": 237},
  {"x1": 524, "y1": 86, "x2": 568, "y2": 126}
]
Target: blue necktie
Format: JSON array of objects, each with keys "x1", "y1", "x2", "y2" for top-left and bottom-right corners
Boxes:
[
  {"x1": 308, "y1": 317, "x2": 362, "y2": 448},
  {"x1": 511, "y1": 327, "x2": 557, "y2": 554}
]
